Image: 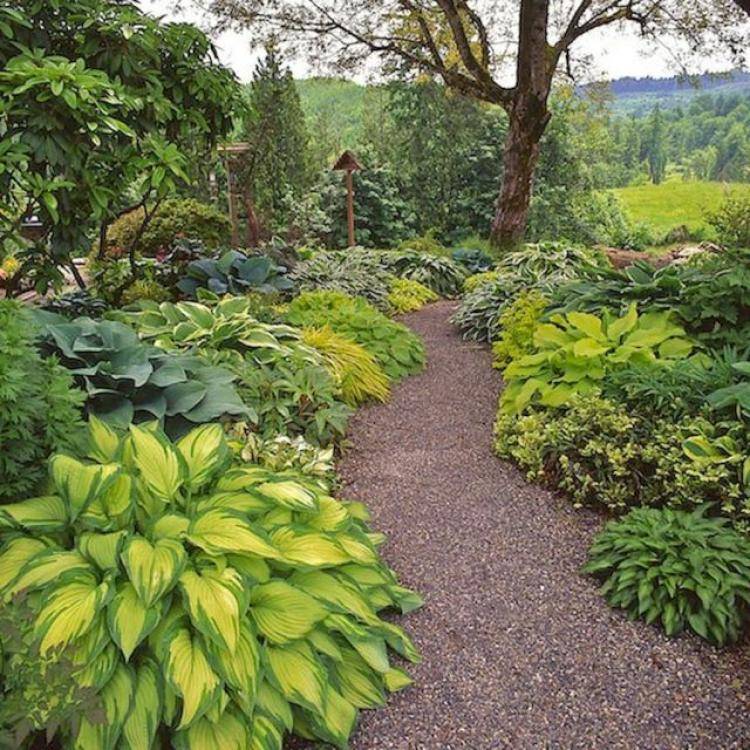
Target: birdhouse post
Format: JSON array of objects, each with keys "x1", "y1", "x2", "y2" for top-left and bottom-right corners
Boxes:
[
  {"x1": 333, "y1": 150, "x2": 362, "y2": 247},
  {"x1": 218, "y1": 142, "x2": 251, "y2": 247}
]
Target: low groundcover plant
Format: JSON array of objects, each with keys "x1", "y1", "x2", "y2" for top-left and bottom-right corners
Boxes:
[{"x1": 0, "y1": 419, "x2": 421, "y2": 749}]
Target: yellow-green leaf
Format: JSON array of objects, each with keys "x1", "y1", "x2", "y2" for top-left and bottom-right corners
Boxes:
[
  {"x1": 291, "y1": 570, "x2": 378, "y2": 625},
  {"x1": 250, "y1": 581, "x2": 327, "y2": 644},
  {"x1": 4, "y1": 549, "x2": 90, "y2": 599},
  {"x1": 249, "y1": 715, "x2": 283, "y2": 750},
  {"x1": 78, "y1": 530, "x2": 127, "y2": 570},
  {"x1": 176, "y1": 424, "x2": 229, "y2": 492},
  {"x1": 383, "y1": 666, "x2": 413, "y2": 692},
  {"x1": 88, "y1": 414, "x2": 122, "y2": 464},
  {"x1": 204, "y1": 622, "x2": 260, "y2": 699},
  {"x1": 121, "y1": 660, "x2": 161, "y2": 750},
  {"x1": 179, "y1": 567, "x2": 243, "y2": 653},
  {"x1": 121, "y1": 536, "x2": 186, "y2": 607},
  {"x1": 164, "y1": 627, "x2": 221, "y2": 729},
  {"x1": 50, "y1": 455, "x2": 119, "y2": 520},
  {"x1": 176, "y1": 708, "x2": 249, "y2": 750},
  {"x1": 256, "y1": 480, "x2": 317, "y2": 511},
  {"x1": 129, "y1": 424, "x2": 184, "y2": 501},
  {"x1": 266, "y1": 640, "x2": 326, "y2": 714},
  {"x1": 0, "y1": 538, "x2": 47, "y2": 592},
  {"x1": 0, "y1": 495, "x2": 67, "y2": 532},
  {"x1": 75, "y1": 663, "x2": 134, "y2": 750},
  {"x1": 271, "y1": 528, "x2": 349, "y2": 567},
  {"x1": 108, "y1": 582, "x2": 162, "y2": 660},
  {"x1": 188, "y1": 509, "x2": 279, "y2": 559}
]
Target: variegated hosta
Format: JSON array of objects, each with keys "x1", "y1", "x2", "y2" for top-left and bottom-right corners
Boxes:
[{"x1": 0, "y1": 418, "x2": 421, "y2": 749}]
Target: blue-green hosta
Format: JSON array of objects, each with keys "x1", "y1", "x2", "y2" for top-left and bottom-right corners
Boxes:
[
  {"x1": 500, "y1": 304, "x2": 694, "y2": 414},
  {"x1": 0, "y1": 419, "x2": 421, "y2": 749}
]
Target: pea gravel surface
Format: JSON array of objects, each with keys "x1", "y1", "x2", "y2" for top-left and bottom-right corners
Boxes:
[{"x1": 294, "y1": 300, "x2": 750, "y2": 750}]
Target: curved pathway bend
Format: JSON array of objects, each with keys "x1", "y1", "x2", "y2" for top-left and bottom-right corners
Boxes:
[{"x1": 308, "y1": 300, "x2": 750, "y2": 750}]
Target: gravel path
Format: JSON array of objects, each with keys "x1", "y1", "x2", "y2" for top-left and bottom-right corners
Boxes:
[{"x1": 299, "y1": 301, "x2": 750, "y2": 749}]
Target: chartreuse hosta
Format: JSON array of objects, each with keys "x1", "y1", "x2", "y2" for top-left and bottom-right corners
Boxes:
[{"x1": 0, "y1": 418, "x2": 421, "y2": 749}]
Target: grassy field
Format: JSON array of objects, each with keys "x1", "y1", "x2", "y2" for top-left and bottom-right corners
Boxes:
[{"x1": 610, "y1": 179, "x2": 750, "y2": 239}]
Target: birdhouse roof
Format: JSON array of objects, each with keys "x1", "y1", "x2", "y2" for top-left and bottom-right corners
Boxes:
[{"x1": 333, "y1": 150, "x2": 362, "y2": 171}]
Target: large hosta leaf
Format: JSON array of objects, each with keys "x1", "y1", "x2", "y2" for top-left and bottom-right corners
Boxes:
[
  {"x1": 249, "y1": 715, "x2": 283, "y2": 750},
  {"x1": 250, "y1": 581, "x2": 327, "y2": 644},
  {"x1": 175, "y1": 708, "x2": 249, "y2": 750},
  {"x1": 51, "y1": 455, "x2": 120, "y2": 520},
  {"x1": 176, "y1": 424, "x2": 229, "y2": 492},
  {"x1": 75, "y1": 663, "x2": 134, "y2": 750},
  {"x1": 0, "y1": 495, "x2": 67, "y2": 532},
  {"x1": 255, "y1": 480, "x2": 318, "y2": 511},
  {"x1": 266, "y1": 640, "x2": 327, "y2": 714},
  {"x1": 0, "y1": 538, "x2": 47, "y2": 591},
  {"x1": 108, "y1": 582, "x2": 163, "y2": 660},
  {"x1": 188, "y1": 508, "x2": 279, "y2": 559},
  {"x1": 35, "y1": 574, "x2": 113, "y2": 654},
  {"x1": 291, "y1": 570, "x2": 378, "y2": 625},
  {"x1": 164, "y1": 627, "x2": 222, "y2": 728},
  {"x1": 122, "y1": 536, "x2": 187, "y2": 607},
  {"x1": 179, "y1": 567, "x2": 244, "y2": 653},
  {"x1": 121, "y1": 660, "x2": 162, "y2": 750},
  {"x1": 271, "y1": 528, "x2": 350, "y2": 567},
  {"x1": 4, "y1": 548, "x2": 91, "y2": 599},
  {"x1": 129, "y1": 424, "x2": 184, "y2": 501},
  {"x1": 204, "y1": 622, "x2": 260, "y2": 706}
]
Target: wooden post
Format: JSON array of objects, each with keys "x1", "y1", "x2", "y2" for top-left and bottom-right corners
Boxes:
[
  {"x1": 218, "y1": 142, "x2": 252, "y2": 248},
  {"x1": 333, "y1": 150, "x2": 362, "y2": 249},
  {"x1": 345, "y1": 169, "x2": 355, "y2": 247}
]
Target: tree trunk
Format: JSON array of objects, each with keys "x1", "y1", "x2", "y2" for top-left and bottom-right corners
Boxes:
[
  {"x1": 490, "y1": 100, "x2": 546, "y2": 250},
  {"x1": 242, "y1": 189, "x2": 260, "y2": 247},
  {"x1": 490, "y1": 0, "x2": 552, "y2": 251}
]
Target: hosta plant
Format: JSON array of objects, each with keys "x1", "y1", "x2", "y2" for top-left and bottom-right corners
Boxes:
[
  {"x1": 463, "y1": 270, "x2": 499, "y2": 293},
  {"x1": 492, "y1": 290, "x2": 548, "y2": 370},
  {"x1": 286, "y1": 292, "x2": 425, "y2": 382},
  {"x1": 500, "y1": 304, "x2": 694, "y2": 414},
  {"x1": 451, "y1": 275, "x2": 522, "y2": 342},
  {"x1": 451, "y1": 247, "x2": 493, "y2": 274},
  {"x1": 387, "y1": 278, "x2": 438, "y2": 314},
  {"x1": 33, "y1": 314, "x2": 248, "y2": 436},
  {"x1": 382, "y1": 250, "x2": 466, "y2": 297},
  {"x1": 0, "y1": 420, "x2": 421, "y2": 749},
  {"x1": 583, "y1": 505, "x2": 750, "y2": 645},
  {"x1": 177, "y1": 250, "x2": 293, "y2": 299},
  {"x1": 301, "y1": 326, "x2": 391, "y2": 406},
  {"x1": 495, "y1": 241, "x2": 606, "y2": 282}
]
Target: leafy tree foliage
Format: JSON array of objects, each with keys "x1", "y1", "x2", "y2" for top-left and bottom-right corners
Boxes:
[{"x1": 0, "y1": 0, "x2": 239, "y2": 294}]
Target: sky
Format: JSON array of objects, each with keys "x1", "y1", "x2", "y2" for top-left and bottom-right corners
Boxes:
[{"x1": 140, "y1": 1, "x2": 735, "y2": 85}]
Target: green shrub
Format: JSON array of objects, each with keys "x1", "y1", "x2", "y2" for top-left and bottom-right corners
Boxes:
[
  {"x1": 583, "y1": 506, "x2": 750, "y2": 645},
  {"x1": 117, "y1": 296, "x2": 352, "y2": 444},
  {"x1": 120, "y1": 278, "x2": 172, "y2": 306},
  {"x1": 494, "y1": 395, "x2": 645, "y2": 511},
  {"x1": 289, "y1": 251, "x2": 392, "y2": 310},
  {"x1": 500, "y1": 304, "x2": 694, "y2": 414},
  {"x1": 0, "y1": 420, "x2": 421, "y2": 748},
  {"x1": 177, "y1": 249, "x2": 293, "y2": 299},
  {"x1": 387, "y1": 277, "x2": 438, "y2": 314},
  {"x1": 492, "y1": 291, "x2": 548, "y2": 369},
  {"x1": 451, "y1": 247, "x2": 494, "y2": 274},
  {"x1": 398, "y1": 230, "x2": 450, "y2": 257},
  {"x1": 463, "y1": 270, "x2": 499, "y2": 293},
  {"x1": 286, "y1": 292, "x2": 425, "y2": 381},
  {"x1": 106, "y1": 198, "x2": 231, "y2": 257},
  {"x1": 0, "y1": 302, "x2": 86, "y2": 502},
  {"x1": 707, "y1": 191, "x2": 750, "y2": 248},
  {"x1": 33, "y1": 313, "x2": 247, "y2": 436}
]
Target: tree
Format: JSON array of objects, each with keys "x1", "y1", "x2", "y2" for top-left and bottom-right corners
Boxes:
[
  {"x1": 237, "y1": 42, "x2": 311, "y2": 244},
  {"x1": 210, "y1": 0, "x2": 745, "y2": 249},
  {"x1": 0, "y1": 1, "x2": 238, "y2": 295},
  {"x1": 644, "y1": 106, "x2": 668, "y2": 184}
]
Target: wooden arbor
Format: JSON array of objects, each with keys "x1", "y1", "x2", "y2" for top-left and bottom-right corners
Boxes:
[{"x1": 333, "y1": 150, "x2": 362, "y2": 247}]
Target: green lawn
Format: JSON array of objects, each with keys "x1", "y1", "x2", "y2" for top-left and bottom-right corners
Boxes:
[{"x1": 610, "y1": 179, "x2": 750, "y2": 239}]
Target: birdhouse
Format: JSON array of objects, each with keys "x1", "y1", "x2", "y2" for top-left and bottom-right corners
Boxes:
[{"x1": 333, "y1": 151, "x2": 363, "y2": 247}]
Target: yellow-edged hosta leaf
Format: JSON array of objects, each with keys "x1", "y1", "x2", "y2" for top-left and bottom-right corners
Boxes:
[
  {"x1": 344, "y1": 501, "x2": 370, "y2": 522},
  {"x1": 387, "y1": 584, "x2": 424, "y2": 614},
  {"x1": 312, "y1": 686, "x2": 357, "y2": 748},
  {"x1": 188, "y1": 509, "x2": 279, "y2": 559},
  {"x1": 176, "y1": 424, "x2": 229, "y2": 492},
  {"x1": 165, "y1": 627, "x2": 221, "y2": 729},
  {"x1": 291, "y1": 570, "x2": 378, "y2": 625},
  {"x1": 227, "y1": 554, "x2": 270, "y2": 584},
  {"x1": 88, "y1": 414, "x2": 122, "y2": 464},
  {"x1": 121, "y1": 536, "x2": 186, "y2": 607},
  {"x1": 51, "y1": 455, "x2": 119, "y2": 520},
  {"x1": 338, "y1": 564, "x2": 393, "y2": 587},
  {"x1": 266, "y1": 640, "x2": 327, "y2": 714},
  {"x1": 152, "y1": 512, "x2": 190, "y2": 540},
  {"x1": 326, "y1": 614, "x2": 389, "y2": 673},
  {"x1": 205, "y1": 622, "x2": 259, "y2": 698},
  {"x1": 249, "y1": 581, "x2": 327, "y2": 644},
  {"x1": 35, "y1": 574, "x2": 112, "y2": 654},
  {"x1": 255, "y1": 681, "x2": 293, "y2": 732},
  {"x1": 0, "y1": 538, "x2": 47, "y2": 591},
  {"x1": 4, "y1": 549, "x2": 90, "y2": 599},
  {"x1": 69, "y1": 613, "x2": 111, "y2": 666},
  {"x1": 335, "y1": 532, "x2": 377, "y2": 564},
  {"x1": 121, "y1": 660, "x2": 161, "y2": 750},
  {"x1": 179, "y1": 567, "x2": 243, "y2": 653},
  {"x1": 129, "y1": 424, "x2": 184, "y2": 501},
  {"x1": 177, "y1": 708, "x2": 249, "y2": 750},
  {"x1": 256, "y1": 481, "x2": 317, "y2": 511},
  {"x1": 307, "y1": 497, "x2": 349, "y2": 532},
  {"x1": 75, "y1": 663, "x2": 134, "y2": 750},
  {"x1": 80, "y1": 473, "x2": 134, "y2": 531},
  {"x1": 78, "y1": 530, "x2": 127, "y2": 570},
  {"x1": 380, "y1": 620, "x2": 421, "y2": 663},
  {"x1": 74, "y1": 642, "x2": 119, "y2": 690},
  {"x1": 383, "y1": 666, "x2": 413, "y2": 692},
  {"x1": 108, "y1": 582, "x2": 163, "y2": 660},
  {"x1": 0, "y1": 495, "x2": 67, "y2": 532},
  {"x1": 332, "y1": 648, "x2": 385, "y2": 709},
  {"x1": 271, "y1": 528, "x2": 349, "y2": 567},
  {"x1": 249, "y1": 715, "x2": 283, "y2": 750}
]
